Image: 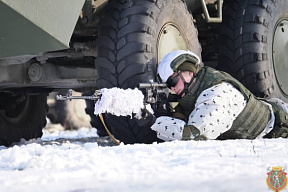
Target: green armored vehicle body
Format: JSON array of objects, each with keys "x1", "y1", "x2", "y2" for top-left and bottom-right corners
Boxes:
[{"x1": 0, "y1": 0, "x2": 287, "y2": 146}]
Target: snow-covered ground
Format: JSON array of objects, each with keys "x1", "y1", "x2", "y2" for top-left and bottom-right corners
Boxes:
[{"x1": 0, "y1": 124, "x2": 287, "y2": 192}]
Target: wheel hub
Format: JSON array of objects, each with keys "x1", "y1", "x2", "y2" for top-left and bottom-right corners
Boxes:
[
  {"x1": 157, "y1": 24, "x2": 188, "y2": 62},
  {"x1": 273, "y1": 19, "x2": 288, "y2": 95},
  {"x1": 73, "y1": 99, "x2": 91, "y2": 122},
  {"x1": 0, "y1": 94, "x2": 30, "y2": 122}
]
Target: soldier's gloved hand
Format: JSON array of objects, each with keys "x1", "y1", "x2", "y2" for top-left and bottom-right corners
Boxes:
[
  {"x1": 182, "y1": 125, "x2": 207, "y2": 141},
  {"x1": 151, "y1": 116, "x2": 206, "y2": 141},
  {"x1": 140, "y1": 108, "x2": 152, "y2": 119},
  {"x1": 135, "y1": 107, "x2": 156, "y2": 127}
]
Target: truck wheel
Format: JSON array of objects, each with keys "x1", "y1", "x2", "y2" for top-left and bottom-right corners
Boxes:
[
  {"x1": 47, "y1": 90, "x2": 91, "y2": 130},
  {"x1": 218, "y1": 0, "x2": 288, "y2": 101},
  {"x1": 94, "y1": 0, "x2": 201, "y2": 143},
  {"x1": 0, "y1": 93, "x2": 47, "y2": 146}
]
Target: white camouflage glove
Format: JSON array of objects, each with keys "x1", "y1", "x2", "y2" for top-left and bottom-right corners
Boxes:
[{"x1": 151, "y1": 116, "x2": 186, "y2": 141}]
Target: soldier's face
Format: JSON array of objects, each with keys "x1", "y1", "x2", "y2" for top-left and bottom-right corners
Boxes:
[{"x1": 170, "y1": 71, "x2": 193, "y2": 97}]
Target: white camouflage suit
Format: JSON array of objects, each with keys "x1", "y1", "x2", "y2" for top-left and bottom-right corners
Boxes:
[{"x1": 151, "y1": 50, "x2": 288, "y2": 141}]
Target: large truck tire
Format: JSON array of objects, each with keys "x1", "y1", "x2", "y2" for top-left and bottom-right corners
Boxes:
[
  {"x1": 93, "y1": 0, "x2": 202, "y2": 144},
  {"x1": 217, "y1": 0, "x2": 288, "y2": 101},
  {"x1": 0, "y1": 93, "x2": 47, "y2": 146}
]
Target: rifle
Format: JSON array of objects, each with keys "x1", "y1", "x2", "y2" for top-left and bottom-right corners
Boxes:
[
  {"x1": 57, "y1": 83, "x2": 177, "y2": 103},
  {"x1": 137, "y1": 82, "x2": 178, "y2": 102},
  {"x1": 56, "y1": 82, "x2": 177, "y2": 116},
  {"x1": 56, "y1": 89, "x2": 101, "y2": 101},
  {"x1": 137, "y1": 82, "x2": 178, "y2": 117}
]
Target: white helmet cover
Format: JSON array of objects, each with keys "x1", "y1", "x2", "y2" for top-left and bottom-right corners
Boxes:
[{"x1": 157, "y1": 50, "x2": 201, "y2": 83}]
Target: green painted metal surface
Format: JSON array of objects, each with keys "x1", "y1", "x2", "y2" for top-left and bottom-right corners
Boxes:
[{"x1": 0, "y1": 0, "x2": 84, "y2": 58}]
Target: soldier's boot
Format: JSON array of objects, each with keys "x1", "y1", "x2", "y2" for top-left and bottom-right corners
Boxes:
[{"x1": 264, "y1": 98, "x2": 288, "y2": 138}]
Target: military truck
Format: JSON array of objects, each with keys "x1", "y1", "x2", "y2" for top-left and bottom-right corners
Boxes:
[{"x1": 0, "y1": 0, "x2": 287, "y2": 146}]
